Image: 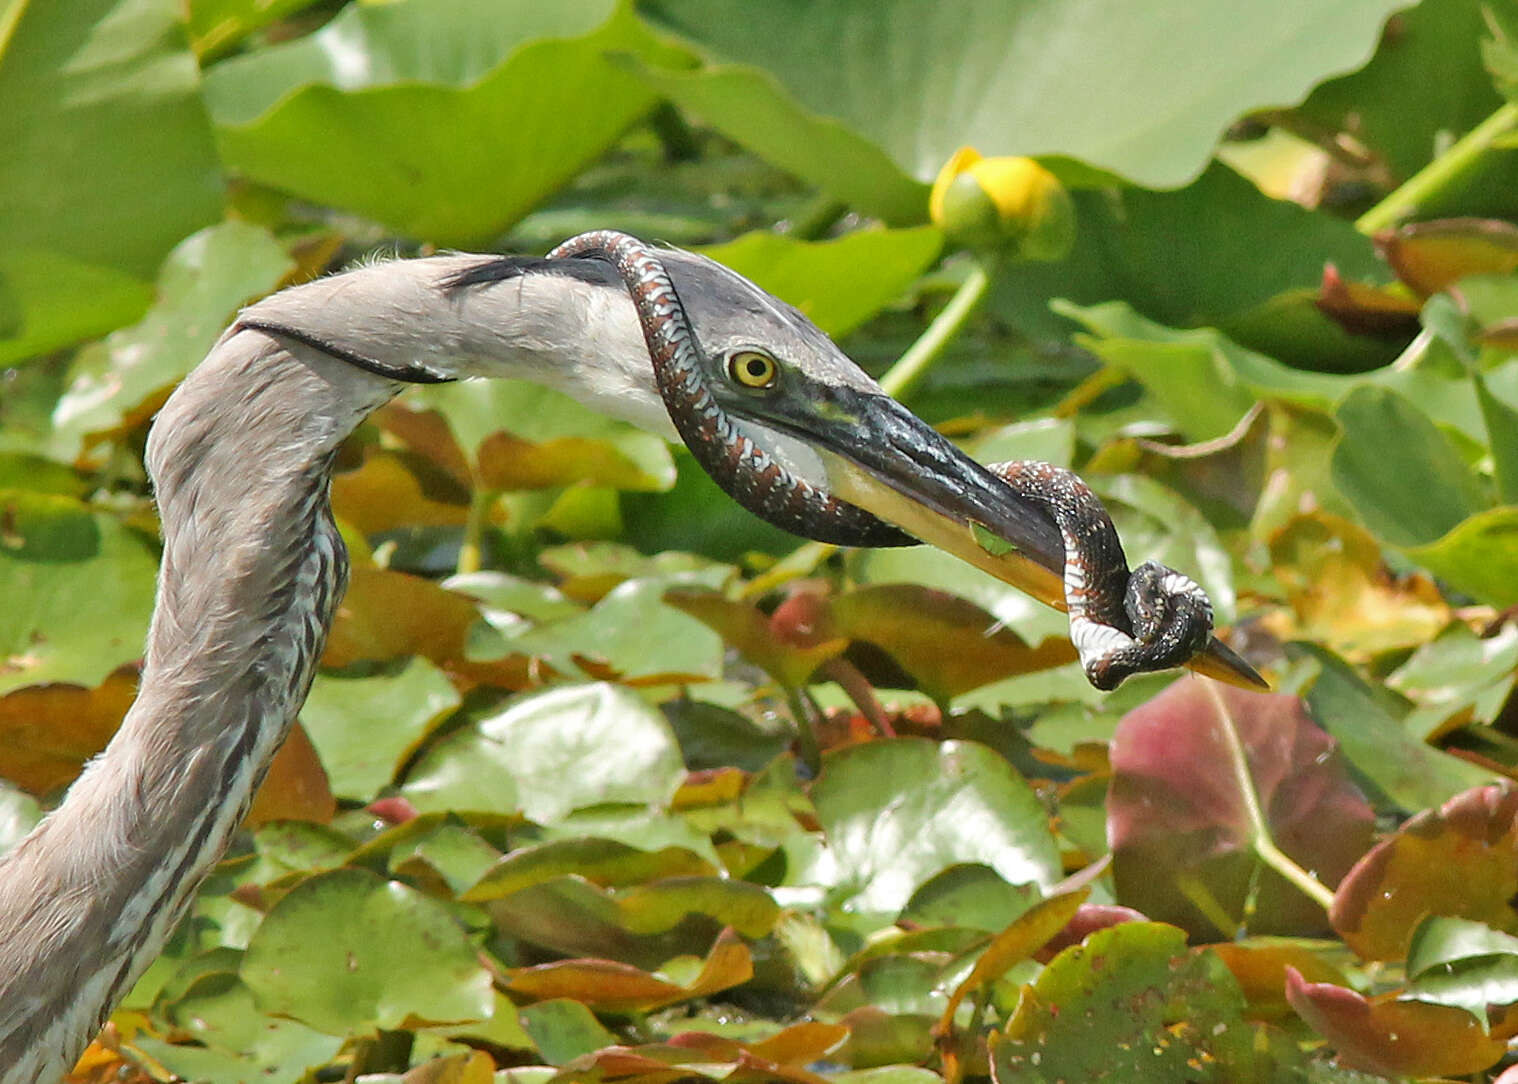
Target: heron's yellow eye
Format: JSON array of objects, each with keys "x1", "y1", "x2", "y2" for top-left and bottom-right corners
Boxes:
[{"x1": 729, "y1": 351, "x2": 779, "y2": 389}]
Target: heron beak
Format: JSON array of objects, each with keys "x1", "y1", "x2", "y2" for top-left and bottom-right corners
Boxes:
[{"x1": 802, "y1": 391, "x2": 1268, "y2": 690}]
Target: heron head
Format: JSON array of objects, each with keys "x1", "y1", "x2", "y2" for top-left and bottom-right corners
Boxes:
[{"x1": 536, "y1": 235, "x2": 1070, "y2": 606}]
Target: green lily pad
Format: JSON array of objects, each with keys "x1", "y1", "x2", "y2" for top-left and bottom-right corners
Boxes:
[
  {"x1": 0, "y1": 491, "x2": 158, "y2": 694},
  {"x1": 811, "y1": 738, "x2": 1059, "y2": 915},
  {"x1": 518, "y1": 998, "x2": 617, "y2": 1065},
  {"x1": 301, "y1": 657, "x2": 461, "y2": 801},
  {"x1": 1293, "y1": 643, "x2": 1490, "y2": 814},
  {"x1": 402, "y1": 683, "x2": 687, "y2": 822},
  {"x1": 994, "y1": 923, "x2": 1256, "y2": 1081},
  {"x1": 1331, "y1": 384, "x2": 1489, "y2": 548},
  {"x1": 463, "y1": 837, "x2": 716, "y2": 901},
  {"x1": 240, "y1": 867, "x2": 493, "y2": 1034},
  {"x1": 50, "y1": 221, "x2": 294, "y2": 455},
  {"x1": 1403, "y1": 915, "x2": 1518, "y2": 1027}
]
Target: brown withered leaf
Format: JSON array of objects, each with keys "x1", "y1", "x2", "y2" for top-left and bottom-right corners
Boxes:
[
  {"x1": 1263, "y1": 512, "x2": 1449, "y2": 659},
  {"x1": 0, "y1": 666, "x2": 138, "y2": 795},
  {"x1": 323, "y1": 568, "x2": 480, "y2": 667},
  {"x1": 1331, "y1": 783, "x2": 1518, "y2": 961},
  {"x1": 331, "y1": 448, "x2": 471, "y2": 535},
  {"x1": 1376, "y1": 218, "x2": 1518, "y2": 298},
  {"x1": 1315, "y1": 262, "x2": 1422, "y2": 338},
  {"x1": 245, "y1": 721, "x2": 335, "y2": 827},
  {"x1": 1285, "y1": 965, "x2": 1505, "y2": 1076}
]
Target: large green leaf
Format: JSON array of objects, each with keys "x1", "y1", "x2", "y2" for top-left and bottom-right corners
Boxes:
[
  {"x1": 641, "y1": 0, "x2": 1404, "y2": 188},
  {"x1": 1331, "y1": 385, "x2": 1488, "y2": 547},
  {"x1": 1298, "y1": 0, "x2": 1517, "y2": 198},
  {"x1": 203, "y1": 0, "x2": 691, "y2": 244},
  {"x1": 240, "y1": 867, "x2": 493, "y2": 1034},
  {"x1": 300, "y1": 658, "x2": 461, "y2": 801},
  {"x1": 996, "y1": 164, "x2": 1384, "y2": 350},
  {"x1": 402, "y1": 682, "x2": 687, "y2": 821},
  {"x1": 0, "y1": 0, "x2": 224, "y2": 362},
  {"x1": 49, "y1": 221, "x2": 293, "y2": 457},
  {"x1": 810, "y1": 738, "x2": 1059, "y2": 915},
  {"x1": 1406, "y1": 506, "x2": 1518, "y2": 609},
  {"x1": 627, "y1": 61, "x2": 928, "y2": 224},
  {"x1": 0, "y1": 492, "x2": 158, "y2": 694},
  {"x1": 1294, "y1": 643, "x2": 1491, "y2": 813}
]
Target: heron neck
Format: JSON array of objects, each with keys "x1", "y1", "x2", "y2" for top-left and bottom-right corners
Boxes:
[{"x1": 0, "y1": 331, "x2": 396, "y2": 1083}]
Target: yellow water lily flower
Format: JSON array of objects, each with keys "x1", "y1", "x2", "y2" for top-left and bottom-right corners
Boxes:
[{"x1": 929, "y1": 146, "x2": 1075, "y2": 260}]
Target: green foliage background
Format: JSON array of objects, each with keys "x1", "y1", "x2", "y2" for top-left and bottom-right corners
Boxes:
[{"x1": 7, "y1": 0, "x2": 1518, "y2": 1080}]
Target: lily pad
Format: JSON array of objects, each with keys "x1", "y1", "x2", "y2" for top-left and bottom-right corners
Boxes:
[
  {"x1": 0, "y1": 492, "x2": 158, "y2": 694},
  {"x1": 1286, "y1": 965, "x2": 1505, "y2": 1077},
  {"x1": 50, "y1": 221, "x2": 293, "y2": 455},
  {"x1": 811, "y1": 738, "x2": 1060, "y2": 915},
  {"x1": 300, "y1": 658, "x2": 461, "y2": 801},
  {"x1": 240, "y1": 867, "x2": 494, "y2": 1034},
  {"x1": 994, "y1": 923, "x2": 1256, "y2": 1081},
  {"x1": 1330, "y1": 783, "x2": 1518, "y2": 962},
  {"x1": 1108, "y1": 679, "x2": 1373, "y2": 938},
  {"x1": 402, "y1": 683, "x2": 687, "y2": 822}
]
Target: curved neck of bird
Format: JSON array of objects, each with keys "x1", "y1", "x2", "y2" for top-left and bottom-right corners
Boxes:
[{"x1": 0, "y1": 330, "x2": 398, "y2": 1082}]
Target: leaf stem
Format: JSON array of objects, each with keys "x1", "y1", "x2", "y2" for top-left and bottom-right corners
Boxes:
[
  {"x1": 456, "y1": 487, "x2": 497, "y2": 575},
  {"x1": 1356, "y1": 102, "x2": 1518, "y2": 235},
  {"x1": 879, "y1": 258, "x2": 994, "y2": 400},
  {"x1": 784, "y1": 685, "x2": 823, "y2": 776},
  {"x1": 1203, "y1": 680, "x2": 1336, "y2": 913}
]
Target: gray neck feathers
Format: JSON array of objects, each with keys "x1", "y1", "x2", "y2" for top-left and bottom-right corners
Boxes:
[{"x1": 0, "y1": 330, "x2": 395, "y2": 1083}]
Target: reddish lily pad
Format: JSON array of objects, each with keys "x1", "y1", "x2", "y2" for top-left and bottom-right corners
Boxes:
[
  {"x1": 1209, "y1": 941, "x2": 1349, "y2": 1021},
  {"x1": 244, "y1": 721, "x2": 335, "y2": 827},
  {"x1": 322, "y1": 568, "x2": 482, "y2": 668},
  {"x1": 1285, "y1": 965, "x2": 1505, "y2": 1076},
  {"x1": 1331, "y1": 783, "x2": 1518, "y2": 962},
  {"x1": 664, "y1": 587, "x2": 846, "y2": 688},
  {"x1": 330, "y1": 449, "x2": 471, "y2": 535},
  {"x1": 1109, "y1": 679, "x2": 1374, "y2": 938}
]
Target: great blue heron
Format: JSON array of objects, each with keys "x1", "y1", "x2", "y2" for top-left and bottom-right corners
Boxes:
[{"x1": 0, "y1": 230, "x2": 1260, "y2": 1081}]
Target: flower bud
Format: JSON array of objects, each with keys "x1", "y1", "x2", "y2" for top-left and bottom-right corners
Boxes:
[{"x1": 929, "y1": 146, "x2": 1075, "y2": 261}]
